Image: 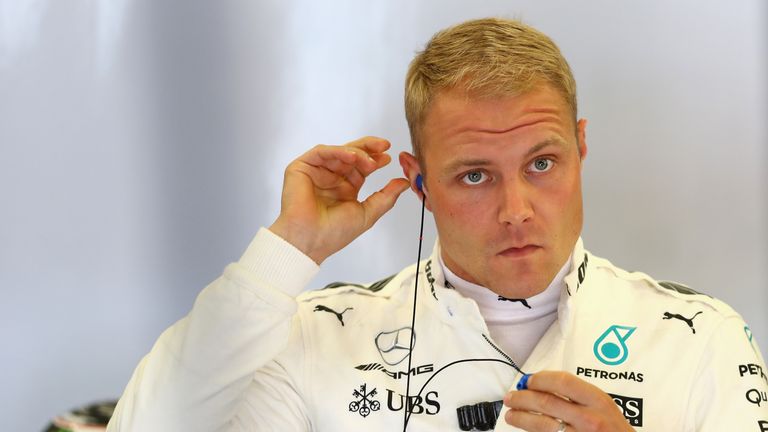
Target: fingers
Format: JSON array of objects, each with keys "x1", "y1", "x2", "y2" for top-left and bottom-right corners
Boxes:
[
  {"x1": 504, "y1": 393, "x2": 577, "y2": 431},
  {"x1": 360, "y1": 178, "x2": 410, "y2": 229},
  {"x1": 296, "y1": 137, "x2": 393, "y2": 191},
  {"x1": 505, "y1": 372, "x2": 633, "y2": 432},
  {"x1": 301, "y1": 137, "x2": 390, "y2": 173},
  {"x1": 505, "y1": 387, "x2": 580, "y2": 428},
  {"x1": 298, "y1": 145, "x2": 369, "y2": 181},
  {"x1": 345, "y1": 135, "x2": 391, "y2": 154},
  {"x1": 504, "y1": 410, "x2": 569, "y2": 432},
  {"x1": 342, "y1": 137, "x2": 392, "y2": 178},
  {"x1": 521, "y1": 371, "x2": 611, "y2": 407}
]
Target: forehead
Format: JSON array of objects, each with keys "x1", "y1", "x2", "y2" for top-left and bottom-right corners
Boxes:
[{"x1": 419, "y1": 85, "x2": 574, "y2": 160}]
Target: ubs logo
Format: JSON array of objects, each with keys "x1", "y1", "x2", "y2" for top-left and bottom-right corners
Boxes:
[
  {"x1": 386, "y1": 389, "x2": 441, "y2": 415},
  {"x1": 608, "y1": 393, "x2": 643, "y2": 427},
  {"x1": 594, "y1": 325, "x2": 636, "y2": 366},
  {"x1": 348, "y1": 383, "x2": 380, "y2": 418}
]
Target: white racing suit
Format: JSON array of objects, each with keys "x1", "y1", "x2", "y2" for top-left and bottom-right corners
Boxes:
[{"x1": 108, "y1": 228, "x2": 768, "y2": 431}]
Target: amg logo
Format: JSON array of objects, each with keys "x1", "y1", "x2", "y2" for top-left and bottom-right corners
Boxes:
[
  {"x1": 355, "y1": 363, "x2": 434, "y2": 380},
  {"x1": 608, "y1": 393, "x2": 643, "y2": 427}
]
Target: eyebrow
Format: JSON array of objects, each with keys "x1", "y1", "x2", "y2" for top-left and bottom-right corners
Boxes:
[{"x1": 443, "y1": 137, "x2": 568, "y2": 173}]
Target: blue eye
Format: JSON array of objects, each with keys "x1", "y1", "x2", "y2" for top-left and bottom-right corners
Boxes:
[
  {"x1": 461, "y1": 171, "x2": 488, "y2": 185},
  {"x1": 530, "y1": 158, "x2": 553, "y2": 173}
]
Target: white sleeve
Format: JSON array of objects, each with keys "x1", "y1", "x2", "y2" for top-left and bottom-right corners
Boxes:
[
  {"x1": 107, "y1": 228, "x2": 319, "y2": 432},
  {"x1": 230, "y1": 314, "x2": 313, "y2": 431},
  {"x1": 690, "y1": 315, "x2": 768, "y2": 431}
]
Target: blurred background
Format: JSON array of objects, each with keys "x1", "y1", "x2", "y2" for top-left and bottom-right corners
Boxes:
[{"x1": 1, "y1": 0, "x2": 766, "y2": 429}]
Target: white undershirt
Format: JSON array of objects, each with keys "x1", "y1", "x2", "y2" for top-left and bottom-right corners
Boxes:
[{"x1": 439, "y1": 253, "x2": 570, "y2": 365}]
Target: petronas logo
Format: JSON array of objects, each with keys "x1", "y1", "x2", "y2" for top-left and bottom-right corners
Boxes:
[
  {"x1": 746, "y1": 326, "x2": 757, "y2": 353},
  {"x1": 593, "y1": 325, "x2": 636, "y2": 366}
]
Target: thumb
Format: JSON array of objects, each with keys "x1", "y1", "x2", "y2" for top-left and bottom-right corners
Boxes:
[{"x1": 361, "y1": 178, "x2": 410, "y2": 229}]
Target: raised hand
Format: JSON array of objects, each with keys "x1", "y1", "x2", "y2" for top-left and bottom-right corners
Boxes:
[{"x1": 269, "y1": 136, "x2": 410, "y2": 264}]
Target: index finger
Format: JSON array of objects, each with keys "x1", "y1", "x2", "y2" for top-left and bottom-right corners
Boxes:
[
  {"x1": 522, "y1": 371, "x2": 612, "y2": 407},
  {"x1": 344, "y1": 136, "x2": 391, "y2": 154}
]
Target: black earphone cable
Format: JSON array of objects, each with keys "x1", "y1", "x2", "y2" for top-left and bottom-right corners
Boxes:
[
  {"x1": 402, "y1": 189, "x2": 426, "y2": 432},
  {"x1": 401, "y1": 180, "x2": 528, "y2": 430},
  {"x1": 404, "y1": 357, "x2": 526, "y2": 426}
]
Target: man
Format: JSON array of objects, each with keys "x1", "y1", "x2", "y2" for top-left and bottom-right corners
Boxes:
[{"x1": 108, "y1": 18, "x2": 767, "y2": 431}]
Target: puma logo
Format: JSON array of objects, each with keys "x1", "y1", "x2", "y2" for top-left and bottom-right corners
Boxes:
[
  {"x1": 663, "y1": 311, "x2": 703, "y2": 334},
  {"x1": 497, "y1": 296, "x2": 532, "y2": 309},
  {"x1": 313, "y1": 305, "x2": 353, "y2": 327}
]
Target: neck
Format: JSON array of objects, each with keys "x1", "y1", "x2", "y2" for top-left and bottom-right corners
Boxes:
[{"x1": 439, "y1": 252, "x2": 572, "y2": 302}]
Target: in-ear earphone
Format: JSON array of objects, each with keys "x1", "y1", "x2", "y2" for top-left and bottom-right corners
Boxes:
[{"x1": 415, "y1": 174, "x2": 423, "y2": 193}]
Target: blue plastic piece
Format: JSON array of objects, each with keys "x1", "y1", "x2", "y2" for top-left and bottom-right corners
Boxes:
[{"x1": 516, "y1": 373, "x2": 531, "y2": 391}]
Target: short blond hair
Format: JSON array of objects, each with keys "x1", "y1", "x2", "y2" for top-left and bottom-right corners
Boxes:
[{"x1": 405, "y1": 17, "x2": 577, "y2": 162}]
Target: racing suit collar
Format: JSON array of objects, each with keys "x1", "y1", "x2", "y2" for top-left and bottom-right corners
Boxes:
[
  {"x1": 415, "y1": 241, "x2": 486, "y2": 329},
  {"x1": 562, "y1": 237, "x2": 588, "y2": 297},
  {"x1": 419, "y1": 238, "x2": 588, "y2": 332},
  {"x1": 559, "y1": 237, "x2": 589, "y2": 333},
  {"x1": 438, "y1": 250, "x2": 566, "y2": 322}
]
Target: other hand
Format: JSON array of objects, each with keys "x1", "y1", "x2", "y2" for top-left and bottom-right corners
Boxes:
[{"x1": 504, "y1": 371, "x2": 635, "y2": 432}]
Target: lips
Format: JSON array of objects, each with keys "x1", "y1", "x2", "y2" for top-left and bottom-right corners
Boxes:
[{"x1": 498, "y1": 244, "x2": 541, "y2": 258}]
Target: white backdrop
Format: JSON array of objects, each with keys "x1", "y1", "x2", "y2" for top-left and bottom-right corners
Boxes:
[{"x1": 1, "y1": 1, "x2": 766, "y2": 429}]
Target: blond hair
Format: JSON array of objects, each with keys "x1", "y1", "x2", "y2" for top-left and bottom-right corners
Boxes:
[{"x1": 405, "y1": 17, "x2": 577, "y2": 162}]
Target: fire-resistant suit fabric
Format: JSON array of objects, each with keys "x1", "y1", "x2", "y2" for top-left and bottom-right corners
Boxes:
[{"x1": 107, "y1": 228, "x2": 768, "y2": 431}]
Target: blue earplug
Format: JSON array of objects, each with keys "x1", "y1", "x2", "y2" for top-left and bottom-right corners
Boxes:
[
  {"x1": 516, "y1": 373, "x2": 531, "y2": 391},
  {"x1": 415, "y1": 174, "x2": 423, "y2": 192}
]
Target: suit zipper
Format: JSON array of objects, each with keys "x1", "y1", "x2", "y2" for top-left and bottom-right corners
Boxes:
[{"x1": 481, "y1": 334, "x2": 524, "y2": 373}]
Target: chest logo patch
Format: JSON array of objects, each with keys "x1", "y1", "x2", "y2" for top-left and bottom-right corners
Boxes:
[
  {"x1": 594, "y1": 325, "x2": 636, "y2": 366},
  {"x1": 662, "y1": 311, "x2": 702, "y2": 334},
  {"x1": 375, "y1": 327, "x2": 415, "y2": 366},
  {"x1": 497, "y1": 296, "x2": 532, "y2": 309},
  {"x1": 348, "y1": 383, "x2": 380, "y2": 418},
  {"x1": 313, "y1": 305, "x2": 353, "y2": 327},
  {"x1": 745, "y1": 325, "x2": 758, "y2": 353}
]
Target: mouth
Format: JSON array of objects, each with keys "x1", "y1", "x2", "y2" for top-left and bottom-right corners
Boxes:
[{"x1": 497, "y1": 244, "x2": 541, "y2": 258}]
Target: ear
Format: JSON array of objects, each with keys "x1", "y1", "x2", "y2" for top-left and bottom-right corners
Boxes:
[
  {"x1": 398, "y1": 151, "x2": 423, "y2": 195},
  {"x1": 577, "y1": 118, "x2": 588, "y2": 162},
  {"x1": 398, "y1": 151, "x2": 431, "y2": 210}
]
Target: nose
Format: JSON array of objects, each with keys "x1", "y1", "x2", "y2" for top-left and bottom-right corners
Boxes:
[{"x1": 497, "y1": 178, "x2": 533, "y2": 225}]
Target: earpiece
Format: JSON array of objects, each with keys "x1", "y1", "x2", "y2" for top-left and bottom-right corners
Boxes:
[{"x1": 415, "y1": 174, "x2": 423, "y2": 193}]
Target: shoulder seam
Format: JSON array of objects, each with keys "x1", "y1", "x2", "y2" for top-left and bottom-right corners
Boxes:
[
  {"x1": 297, "y1": 273, "x2": 401, "y2": 302},
  {"x1": 589, "y1": 255, "x2": 736, "y2": 317}
]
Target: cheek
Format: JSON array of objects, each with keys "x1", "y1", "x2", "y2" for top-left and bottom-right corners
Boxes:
[
  {"x1": 435, "y1": 193, "x2": 489, "y2": 226},
  {"x1": 430, "y1": 194, "x2": 493, "y2": 248},
  {"x1": 532, "y1": 174, "x2": 582, "y2": 223},
  {"x1": 548, "y1": 178, "x2": 584, "y2": 227},
  {"x1": 546, "y1": 167, "x2": 582, "y2": 202}
]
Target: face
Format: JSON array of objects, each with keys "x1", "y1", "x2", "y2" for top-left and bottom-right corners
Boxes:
[{"x1": 400, "y1": 85, "x2": 587, "y2": 298}]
